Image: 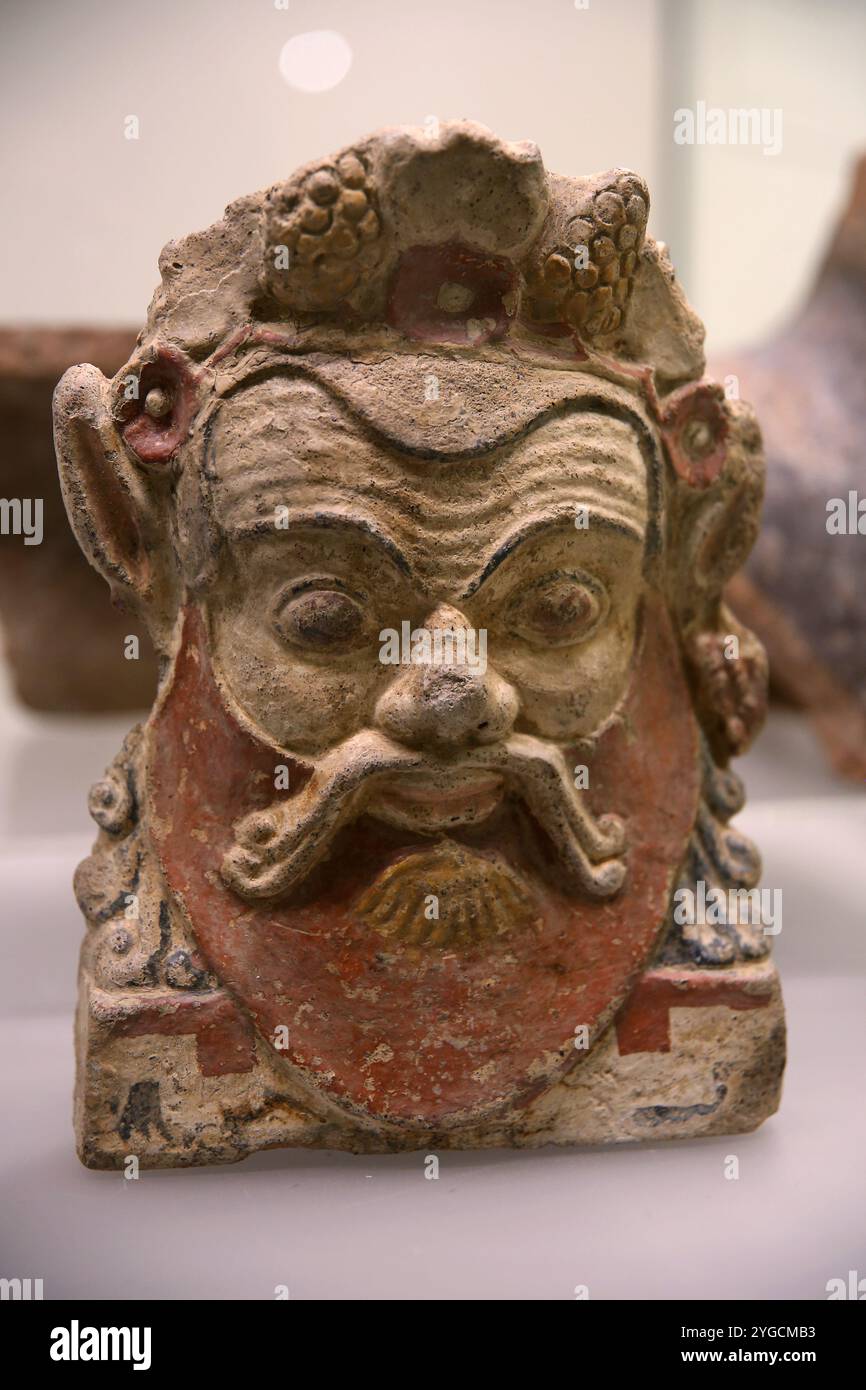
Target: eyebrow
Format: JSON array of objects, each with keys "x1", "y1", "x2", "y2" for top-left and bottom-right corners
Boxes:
[
  {"x1": 228, "y1": 510, "x2": 412, "y2": 575},
  {"x1": 463, "y1": 509, "x2": 645, "y2": 598}
]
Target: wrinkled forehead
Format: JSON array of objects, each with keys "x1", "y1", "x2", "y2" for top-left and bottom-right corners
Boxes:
[{"x1": 206, "y1": 376, "x2": 654, "y2": 578}]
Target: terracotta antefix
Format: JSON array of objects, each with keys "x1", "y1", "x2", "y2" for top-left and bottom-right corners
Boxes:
[{"x1": 54, "y1": 122, "x2": 784, "y2": 1168}]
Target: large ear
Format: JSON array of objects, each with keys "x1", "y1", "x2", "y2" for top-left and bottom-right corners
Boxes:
[{"x1": 53, "y1": 361, "x2": 180, "y2": 650}]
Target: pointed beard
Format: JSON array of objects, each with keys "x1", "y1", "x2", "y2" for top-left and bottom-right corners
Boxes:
[{"x1": 354, "y1": 839, "x2": 538, "y2": 948}]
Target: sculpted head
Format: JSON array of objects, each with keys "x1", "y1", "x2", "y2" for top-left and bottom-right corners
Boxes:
[{"x1": 55, "y1": 123, "x2": 770, "y2": 1128}]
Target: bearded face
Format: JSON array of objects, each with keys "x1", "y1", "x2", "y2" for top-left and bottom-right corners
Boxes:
[
  {"x1": 55, "y1": 124, "x2": 779, "y2": 1165},
  {"x1": 127, "y1": 368, "x2": 706, "y2": 1131}
]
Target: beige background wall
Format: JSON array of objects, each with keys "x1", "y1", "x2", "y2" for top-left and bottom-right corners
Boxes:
[
  {"x1": 673, "y1": 0, "x2": 866, "y2": 348},
  {"x1": 0, "y1": 0, "x2": 663, "y2": 323},
  {"x1": 1, "y1": 0, "x2": 864, "y2": 351}
]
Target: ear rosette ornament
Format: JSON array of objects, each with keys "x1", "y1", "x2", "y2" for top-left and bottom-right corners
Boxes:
[
  {"x1": 115, "y1": 347, "x2": 200, "y2": 466},
  {"x1": 661, "y1": 380, "x2": 730, "y2": 489}
]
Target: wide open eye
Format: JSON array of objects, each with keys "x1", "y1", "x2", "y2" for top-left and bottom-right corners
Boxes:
[
  {"x1": 273, "y1": 582, "x2": 367, "y2": 653},
  {"x1": 507, "y1": 570, "x2": 609, "y2": 647}
]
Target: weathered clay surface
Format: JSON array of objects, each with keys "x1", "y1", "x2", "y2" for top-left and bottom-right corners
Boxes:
[
  {"x1": 715, "y1": 156, "x2": 866, "y2": 778},
  {"x1": 54, "y1": 122, "x2": 783, "y2": 1167},
  {"x1": 0, "y1": 328, "x2": 158, "y2": 711}
]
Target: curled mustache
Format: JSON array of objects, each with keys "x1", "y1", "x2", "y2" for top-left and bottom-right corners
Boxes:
[{"x1": 220, "y1": 730, "x2": 628, "y2": 902}]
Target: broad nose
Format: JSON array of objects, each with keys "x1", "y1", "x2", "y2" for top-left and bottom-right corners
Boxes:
[{"x1": 374, "y1": 604, "x2": 518, "y2": 751}]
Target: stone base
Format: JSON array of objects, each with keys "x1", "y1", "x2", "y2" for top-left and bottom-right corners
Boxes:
[{"x1": 75, "y1": 959, "x2": 785, "y2": 1168}]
